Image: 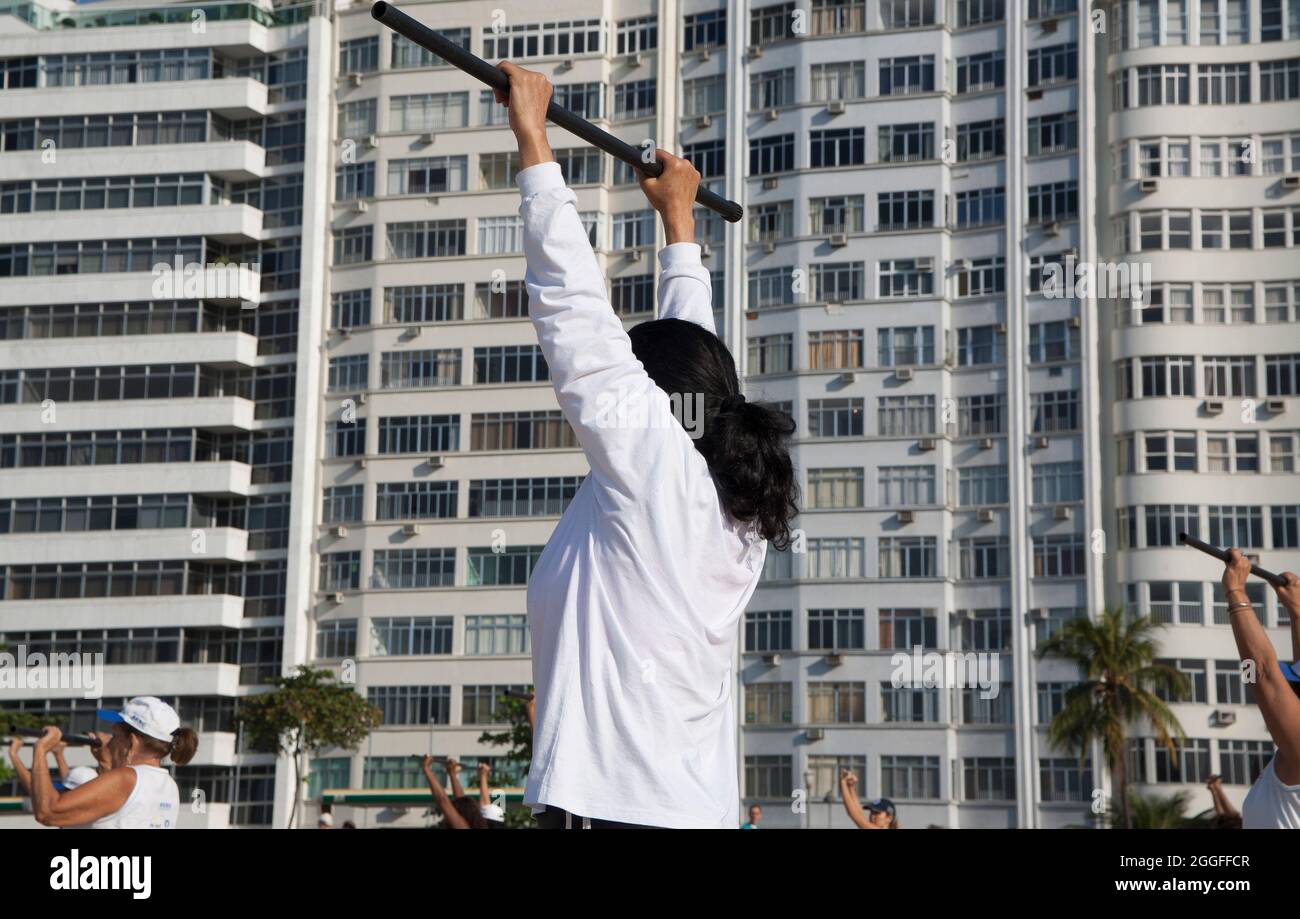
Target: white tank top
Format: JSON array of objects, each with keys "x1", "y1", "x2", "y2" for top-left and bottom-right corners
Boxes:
[
  {"x1": 1241, "y1": 757, "x2": 1300, "y2": 829},
  {"x1": 92, "y1": 765, "x2": 180, "y2": 829}
]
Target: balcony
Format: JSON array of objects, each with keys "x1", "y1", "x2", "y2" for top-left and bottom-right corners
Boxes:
[
  {"x1": 0, "y1": 526, "x2": 249, "y2": 566},
  {"x1": 0, "y1": 265, "x2": 261, "y2": 308},
  {"x1": 0, "y1": 331, "x2": 258, "y2": 372},
  {"x1": 0, "y1": 77, "x2": 267, "y2": 121},
  {"x1": 0, "y1": 204, "x2": 263, "y2": 247},
  {"x1": 0, "y1": 593, "x2": 245, "y2": 631},
  {"x1": 0, "y1": 396, "x2": 255, "y2": 434},
  {"x1": 0, "y1": 662, "x2": 242, "y2": 702}
]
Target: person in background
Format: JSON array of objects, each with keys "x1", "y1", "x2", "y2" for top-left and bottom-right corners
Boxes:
[
  {"x1": 1205, "y1": 775, "x2": 1242, "y2": 829},
  {"x1": 477, "y1": 761, "x2": 506, "y2": 828},
  {"x1": 1219, "y1": 551, "x2": 1300, "y2": 828},
  {"x1": 740, "y1": 804, "x2": 762, "y2": 830},
  {"x1": 29, "y1": 696, "x2": 196, "y2": 829},
  {"x1": 421, "y1": 754, "x2": 488, "y2": 829},
  {"x1": 318, "y1": 812, "x2": 334, "y2": 829},
  {"x1": 839, "y1": 770, "x2": 900, "y2": 829},
  {"x1": 342, "y1": 820, "x2": 357, "y2": 829}
]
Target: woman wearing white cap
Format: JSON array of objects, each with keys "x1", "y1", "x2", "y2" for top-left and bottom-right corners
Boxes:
[{"x1": 28, "y1": 696, "x2": 197, "y2": 829}]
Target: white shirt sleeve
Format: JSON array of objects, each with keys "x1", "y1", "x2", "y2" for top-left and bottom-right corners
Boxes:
[
  {"x1": 518, "y1": 161, "x2": 689, "y2": 495},
  {"x1": 656, "y1": 242, "x2": 715, "y2": 334}
]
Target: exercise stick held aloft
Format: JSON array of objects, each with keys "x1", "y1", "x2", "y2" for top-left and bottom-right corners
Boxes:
[
  {"x1": 1178, "y1": 532, "x2": 1287, "y2": 588},
  {"x1": 370, "y1": 1, "x2": 743, "y2": 223}
]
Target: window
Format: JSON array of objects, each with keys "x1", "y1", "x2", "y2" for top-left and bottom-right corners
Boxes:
[
  {"x1": 751, "y1": 2, "x2": 797, "y2": 45},
  {"x1": 1028, "y1": 112, "x2": 1077, "y2": 156},
  {"x1": 878, "y1": 259, "x2": 934, "y2": 298},
  {"x1": 964, "y1": 758, "x2": 1015, "y2": 800},
  {"x1": 471, "y1": 411, "x2": 575, "y2": 451},
  {"x1": 808, "y1": 682, "x2": 867, "y2": 723},
  {"x1": 880, "y1": 0, "x2": 936, "y2": 29},
  {"x1": 371, "y1": 617, "x2": 453, "y2": 655},
  {"x1": 1027, "y1": 43, "x2": 1077, "y2": 88},
  {"x1": 1198, "y1": 63, "x2": 1250, "y2": 104},
  {"x1": 811, "y1": 129, "x2": 865, "y2": 167},
  {"x1": 879, "y1": 608, "x2": 938, "y2": 649},
  {"x1": 745, "y1": 755, "x2": 792, "y2": 798},
  {"x1": 391, "y1": 30, "x2": 469, "y2": 69},
  {"x1": 468, "y1": 477, "x2": 582, "y2": 517},
  {"x1": 481, "y1": 19, "x2": 604, "y2": 60},
  {"x1": 613, "y1": 79, "x2": 656, "y2": 120},
  {"x1": 371, "y1": 549, "x2": 454, "y2": 589},
  {"x1": 616, "y1": 15, "x2": 658, "y2": 54},
  {"x1": 878, "y1": 326, "x2": 935, "y2": 366},
  {"x1": 810, "y1": 62, "x2": 866, "y2": 101},
  {"x1": 388, "y1": 156, "x2": 467, "y2": 195},
  {"x1": 386, "y1": 220, "x2": 466, "y2": 259},
  {"x1": 1027, "y1": 181, "x2": 1078, "y2": 223},
  {"x1": 956, "y1": 119, "x2": 1005, "y2": 161},
  {"x1": 465, "y1": 615, "x2": 530, "y2": 656},
  {"x1": 1260, "y1": 58, "x2": 1300, "y2": 101},
  {"x1": 1031, "y1": 535, "x2": 1086, "y2": 577},
  {"x1": 808, "y1": 608, "x2": 866, "y2": 650},
  {"x1": 465, "y1": 546, "x2": 544, "y2": 586},
  {"x1": 956, "y1": 257, "x2": 1005, "y2": 297},
  {"x1": 339, "y1": 37, "x2": 379, "y2": 74},
  {"x1": 879, "y1": 56, "x2": 935, "y2": 96},
  {"x1": 881, "y1": 755, "x2": 941, "y2": 799},
  {"x1": 327, "y1": 355, "x2": 368, "y2": 393},
  {"x1": 1028, "y1": 320, "x2": 1079, "y2": 362},
  {"x1": 878, "y1": 395, "x2": 936, "y2": 435},
  {"x1": 808, "y1": 398, "x2": 865, "y2": 437},
  {"x1": 807, "y1": 468, "x2": 865, "y2": 509},
  {"x1": 956, "y1": 51, "x2": 1004, "y2": 94},
  {"x1": 746, "y1": 682, "x2": 793, "y2": 724},
  {"x1": 879, "y1": 538, "x2": 937, "y2": 578},
  {"x1": 807, "y1": 329, "x2": 864, "y2": 370},
  {"x1": 1032, "y1": 461, "x2": 1083, "y2": 503},
  {"x1": 882, "y1": 687, "x2": 939, "y2": 722},
  {"x1": 750, "y1": 135, "x2": 795, "y2": 175},
  {"x1": 957, "y1": 536, "x2": 1009, "y2": 578},
  {"x1": 959, "y1": 466, "x2": 1008, "y2": 506},
  {"x1": 683, "y1": 9, "x2": 727, "y2": 51},
  {"x1": 378, "y1": 415, "x2": 459, "y2": 454},
  {"x1": 877, "y1": 190, "x2": 934, "y2": 231},
  {"x1": 879, "y1": 123, "x2": 935, "y2": 162},
  {"x1": 746, "y1": 609, "x2": 793, "y2": 652},
  {"x1": 811, "y1": 262, "x2": 864, "y2": 302},
  {"x1": 955, "y1": 187, "x2": 1004, "y2": 228},
  {"x1": 1133, "y1": 64, "x2": 1189, "y2": 105},
  {"x1": 376, "y1": 481, "x2": 457, "y2": 520},
  {"x1": 957, "y1": 0, "x2": 1005, "y2": 25},
  {"x1": 878, "y1": 465, "x2": 936, "y2": 505}
]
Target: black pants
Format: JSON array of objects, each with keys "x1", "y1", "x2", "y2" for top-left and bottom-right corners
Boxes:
[{"x1": 535, "y1": 806, "x2": 662, "y2": 829}]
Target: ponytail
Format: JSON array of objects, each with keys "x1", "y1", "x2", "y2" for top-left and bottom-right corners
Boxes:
[
  {"x1": 705, "y1": 396, "x2": 798, "y2": 549},
  {"x1": 167, "y1": 727, "x2": 199, "y2": 766}
]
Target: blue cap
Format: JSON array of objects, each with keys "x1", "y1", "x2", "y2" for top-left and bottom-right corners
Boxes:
[{"x1": 1280, "y1": 661, "x2": 1300, "y2": 683}]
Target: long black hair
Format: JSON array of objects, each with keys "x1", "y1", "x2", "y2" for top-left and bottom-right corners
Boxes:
[{"x1": 628, "y1": 318, "x2": 798, "y2": 549}]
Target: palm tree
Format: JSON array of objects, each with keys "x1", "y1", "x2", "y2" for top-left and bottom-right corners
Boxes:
[
  {"x1": 1122, "y1": 790, "x2": 1191, "y2": 829},
  {"x1": 1037, "y1": 608, "x2": 1190, "y2": 829}
]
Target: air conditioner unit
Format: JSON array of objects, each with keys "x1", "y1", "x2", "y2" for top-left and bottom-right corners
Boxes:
[
  {"x1": 839, "y1": 371, "x2": 857, "y2": 384},
  {"x1": 762, "y1": 177, "x2": 779, "y2": 190},
  {"x1": 954, "y1": 609, "x2": 973, "y2": 620},
  {"x1": 745, "y1": 310, "x2": 759, "y2": 320},
  {"x1": 762, "y1": 241, "x2": 777, "y2": 254},
  {"x1": 627, "y1": 51, "x2": 644, "y2": 66},
  {"x1": 764, "y1": 108, "x2": 779, "y2": 122},
  {"x1": 418, "y1": 132, "x2": 435, "y2": 146},
  {"x1": 1053, "y1": 505, "x2": 1073, "y2": 521},
  {"x1": 695, "y1": 114, "x2": 713, "y2": 128},
  {"x1": 1026, "y1": 88, "x2": 1043, "y2": 100},
  {"x1": 956, "y1": 257, "x2": 972, "y2": 270},
  {"x1": 917, "y1": 437, "x2": 937, "y2": 451},
  {"x1": 406, "y1": 325, "x2": 421, "y2": 338},
  {"x1": 979, "y1": 437, "x2": 995, "y2": 450},
  {"x1": 897, "y1": 510, "x2": 914, "y2": 524},
  {"x1": 826, "y1": 100, "x2": 846, "y2": 115},
  {"x1": 996, "y1": 322, "x2": 1008, "y2": 335},
  {"x1": 1068, "y1": 315, "x2": 1081, "y2": 328},
  {"x1": 696, "y1": 47, "x2": 712, "y2": 62},
  {"x1": 976, "y1": 508, "x2": 995, "y2": 523},
  {"x1": 558, "y1": 59, "x2": 575, "y2": 71},
  {"x1": 1204, "y1": 399, "x2": 1225, "y2": 415},
  {"x1": 330, "y1": 525, "x2": 349, "y2": 537},
  {"x1": 1266, "y1": 398, "x2": 1286, "y2": 413},
  {"x1": 747, "y1": 44, "x2": 763, "y2": 58},
  {"x1": 1032, "y1": 435, "x2": 1050, "y2": 449},
  {"x1": 895, "y1": 367, "x2": 914, "y2": 381},
  {"x1": 823, "y1": 653, "x2": 843, "y2": 668},
  {"x1": 338, "y1": 328, "x2": 353, "y2": 340},
  {"x1": 700, "y1": 243, "x2": 713, "y2": 257},
  {"x1": 353, "y1": 457, "x2": 367, "y2": 469},
  {"x1": 1042, "y1": 16, "x2": 1058, "y2": 32},
  {"x1": 356, "y1": 392, "x2": 367, "y2": 405},
  {"x1": 1210, "y1": 709, "x2": 1237, "y2": 727},
  {"x1": 829, "y1": 233, "x2": 849, "y2": 248},
  {"x1": 1029, "y1": 607, "x2": 1048, "y2": 620},
  {"x1": 1139, "y1": 178, "x2": 1159, "y2": 194},
  {"x1": 426, "y1": 455, "x2": 444, "y2": 469},
  {"x1": 1283, "y1": 174, "x2": 1300, "y2": 189},
  {"x1": 805, "y1": 727, "x2": 825, "y2": 741},
  {"x1": 347, "y1": 72, "x2": 363, "y2": 87},
  {"x1": 402, "y1": 523, "x2": 421, "y2": 536},
  {"x1": 1044, "y1": 221, "x2": 1061, "y2": 237},
  {"x1": 351, "y1": 200, "x2": 368, "y2": 214},
  {"x1": 330, "y1": 592, "x2": 345, "y2": 604},
  {"x1": 363, "y1": 134, "x2": 379, "y2": 149},
  {"x1": 626, "y1": 249, "x2": 645, "y2": 262},
  {"x1": 762, "y1": 652, "x2": 783, "y2": 666}
]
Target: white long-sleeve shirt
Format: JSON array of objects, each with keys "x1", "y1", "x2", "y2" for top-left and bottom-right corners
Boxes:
[{"x1": 517, "y1": 161, "x2": 766, "y2": 828}]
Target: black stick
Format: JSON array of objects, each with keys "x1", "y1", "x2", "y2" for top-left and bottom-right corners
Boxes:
[
  {"x1": 1177, "y1": 532, "x2": 1287, "y2": 588},
  {"x1": 370, "y1": 1, "x2": 743, "y2": 223},
  {"x1": 8, "y1": 726, "x2": 102, "y2": 748}
]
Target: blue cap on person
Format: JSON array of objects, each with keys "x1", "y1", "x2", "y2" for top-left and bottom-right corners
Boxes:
[
  {"x1": 867, "y1": 797, "x2": 896, "y2": 819},
  {"x1": 1279, "y1": 661, "x2": 1300, "y2": 683},
  {"x1": 97, "y1": 696, "x2": 180, "y2": 742}
]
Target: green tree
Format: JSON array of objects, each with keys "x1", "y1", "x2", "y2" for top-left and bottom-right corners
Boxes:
[
  {"x1": 1037, "y1": 608, "x2": 1189, "y2": 829},
  {"x1": 238, "y1": 666, "x2": 382, "y2": 829},
  {"x1": 1121, "y1": 790, "x2": 1191, "y2": 829}
]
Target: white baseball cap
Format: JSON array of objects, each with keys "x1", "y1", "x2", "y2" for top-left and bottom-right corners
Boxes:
[
  {"x1": 480, "y1": 802, "x2": 505, "y2": 822},
  {"x1": 62, "y1": 766, "x2": 98, "y2": 790},
  {"x1": 97, "y1": 696, "x2": 180, "y2": 742},
  {"x1": 318, "y1": 812, "x2": 335, "y2": 827}
]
